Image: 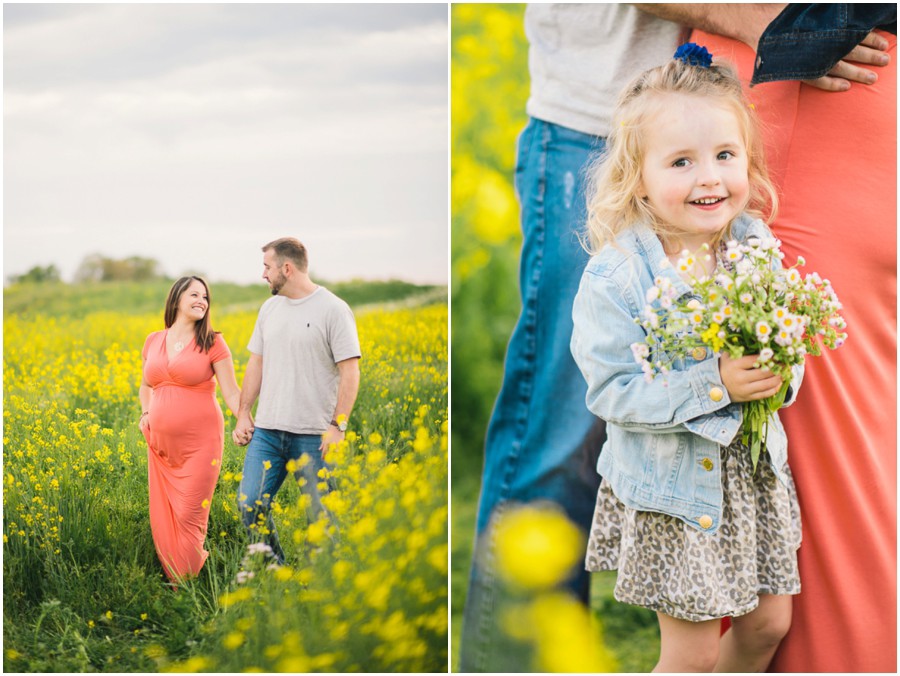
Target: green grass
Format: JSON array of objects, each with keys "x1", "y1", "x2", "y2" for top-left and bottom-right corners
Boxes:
[
  {"x1": 450, "y1": 476, "x2": 479, "y2": 671},
  {"x1": 3, "y1": 429, "x2": 250, "y2": 672},
  {"x1": 590, "y1": 572, "x2": 660, "y2": 672},
  {"x1": 3, "y1": 278, "x2": 442, "y2": 318}
]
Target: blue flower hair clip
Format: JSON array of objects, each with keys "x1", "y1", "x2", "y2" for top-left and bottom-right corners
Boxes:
[{"x1": 674, "y1": 42, "x2": 713, "y2": 68}]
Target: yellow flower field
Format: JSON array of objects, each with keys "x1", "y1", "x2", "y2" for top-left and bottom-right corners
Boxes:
[{"x1": 3, "y1": 299, "x2": 447, "y2": 672}]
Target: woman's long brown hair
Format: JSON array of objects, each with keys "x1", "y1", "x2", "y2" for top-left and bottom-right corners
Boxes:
[{"x1": 163, "y1": 276, "x2": 219, "y2": 353}]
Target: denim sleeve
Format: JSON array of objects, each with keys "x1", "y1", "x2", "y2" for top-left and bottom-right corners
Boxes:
[
  {"x1": 752, "y1": 3, "x2": 897, "y2": 85},
  {"x1": 780, "y1": 361, "x2": 805, "y2": 408},
  {"x1": 571, "y1": 268, "x2": 741, "y2": 443}
]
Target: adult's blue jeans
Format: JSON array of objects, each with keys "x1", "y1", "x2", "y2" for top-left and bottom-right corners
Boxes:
[
  {"x1": 237, "y1": 427, "x2": 328, "y2": 564},
  {"x1": 458, "y1": 118, "x2": 607, "y2": 672}
]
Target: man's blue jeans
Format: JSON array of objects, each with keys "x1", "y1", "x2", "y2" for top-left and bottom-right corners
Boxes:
[
  {"x1": 459, "y1": 118, "x2": 608, "y2": 672},
  {"x1": 237, "y1": 427, "x2": 328, "y2": 564}
]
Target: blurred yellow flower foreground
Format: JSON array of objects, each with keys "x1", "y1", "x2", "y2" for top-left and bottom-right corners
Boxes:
[
  {"x1": 494, "y1": 503, "x2": 584, "y2": 590},
  {"x1": 491, "y1": 504, "x2": 617, "y2": 673}
]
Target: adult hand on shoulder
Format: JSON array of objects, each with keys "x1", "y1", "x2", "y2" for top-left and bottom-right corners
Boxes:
[
  {"x1": 804, "y1": 31, "x2": 891, "y2": 91},
  {"x1": 718, "y1": 353, "x2": 784, "y2": 403}
]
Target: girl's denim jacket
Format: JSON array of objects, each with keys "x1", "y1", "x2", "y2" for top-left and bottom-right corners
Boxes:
[{"x1": 570, "y1": 213, "x2": 803, "y2": 532}]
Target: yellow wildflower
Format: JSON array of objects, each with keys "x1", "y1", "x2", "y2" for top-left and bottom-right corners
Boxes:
[
  {"x1": 223, "y1": 631, "x2": 245, "y2": 650},
  {"x1": 493, "y1": 504, "x2": 584, "y2": 590},
  {"x1": 701, "y1": 322, "x2": 725, "y2": 352}
]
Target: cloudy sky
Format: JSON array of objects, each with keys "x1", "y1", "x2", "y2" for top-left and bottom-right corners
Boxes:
[{"x1": 4, "y1": 4, "x2": 448, "y2": 286}]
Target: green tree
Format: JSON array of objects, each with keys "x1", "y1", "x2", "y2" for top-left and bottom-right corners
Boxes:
[
  {"x1": 74, "y1": 254, "x2": 164, "y2": 283},
  {"x1": 7, "y1": 264, "x2": 61, "y2": 285}
]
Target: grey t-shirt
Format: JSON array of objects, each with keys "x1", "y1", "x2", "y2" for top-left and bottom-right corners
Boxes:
[
  {"x1": 525, "y1": 4, "x2": 688, "y2": 138},
  {"x1": 248, "y1": 287, "x2": 361, "y2": 435}
]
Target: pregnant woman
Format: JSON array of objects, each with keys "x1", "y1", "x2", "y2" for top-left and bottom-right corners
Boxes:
[
  {"x1": 139, "y1": 276, "x2": 242, "y2": 581},
  {"x1": 691, "y1": 19, "x2": 897, "y2": 673}
]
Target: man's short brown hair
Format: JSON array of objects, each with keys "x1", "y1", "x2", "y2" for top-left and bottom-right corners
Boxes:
[{"x1": 263, "y1": 237, "x2": 308, "y2": 272}]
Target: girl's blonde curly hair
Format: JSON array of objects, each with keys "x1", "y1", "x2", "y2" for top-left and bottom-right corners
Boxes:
[{"x1": 583, "y1": 57, "x2": 779, "y2": 255}]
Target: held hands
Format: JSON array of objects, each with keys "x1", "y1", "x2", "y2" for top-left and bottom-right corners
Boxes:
[
  {"x1": 232, "y1": 413, "x2": 255, "y2": 446},
  {"x1": 718, "y1": 353, "x2": 784, "y2": 403}
]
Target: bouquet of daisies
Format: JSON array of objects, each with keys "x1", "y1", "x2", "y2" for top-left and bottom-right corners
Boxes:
[{"x1": 631, "y1": 236, "x2": 847, "y2": 472}]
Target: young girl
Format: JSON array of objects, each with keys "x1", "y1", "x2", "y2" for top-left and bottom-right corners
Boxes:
[{"x1": 570, "y1": 44, "x2": 803, "y2": 672}]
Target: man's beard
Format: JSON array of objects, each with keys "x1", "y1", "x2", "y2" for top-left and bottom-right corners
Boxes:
[{"x1": 269, "y1": 274, "x2": 285, "y2": 295}]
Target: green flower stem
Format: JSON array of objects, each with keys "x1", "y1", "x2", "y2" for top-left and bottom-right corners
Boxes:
[{"x1": 741, "y1": 380, "x2": 790, "y2": 474}]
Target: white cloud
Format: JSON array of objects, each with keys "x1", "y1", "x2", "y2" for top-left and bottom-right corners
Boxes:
[{"x1": 4, "y1": 3, "x2": 448, "y2": 285}]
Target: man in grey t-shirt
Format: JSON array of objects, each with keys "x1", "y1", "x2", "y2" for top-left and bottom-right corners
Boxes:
[{"x1": 233, "y1": 237, "x2": 361, "y2": 564}]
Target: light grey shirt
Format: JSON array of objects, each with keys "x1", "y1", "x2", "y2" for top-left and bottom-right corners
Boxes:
[
  {"x1": 248, "y1": 287, "x2": 361, "y2": 435},
  {"x1": 525, "y1": 4, "x2": 688, "y2": 137}
]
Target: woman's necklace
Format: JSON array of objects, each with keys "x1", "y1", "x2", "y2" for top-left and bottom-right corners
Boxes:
[{"x1": 169, "y1": 329, "x2": 192, "y2": 353}]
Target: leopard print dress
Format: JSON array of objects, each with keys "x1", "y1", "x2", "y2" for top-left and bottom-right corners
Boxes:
[{"x1": 585, "y1": 441, "x2": 802, "y2": 622}]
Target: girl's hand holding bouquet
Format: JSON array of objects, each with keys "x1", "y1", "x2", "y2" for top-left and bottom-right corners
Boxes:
[
  {"x1": 632, "y1": 236, "x2": 847, "y2": 472},
  {"x1": 719, "y1": 352, "x2": 785, "y2": 403}
]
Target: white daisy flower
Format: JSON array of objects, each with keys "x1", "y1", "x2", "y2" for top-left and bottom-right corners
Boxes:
[
  {"x1": 774, "y1": 329, "x2": 794, "y2": 347},
  {"x1": 724, "y1": 246, "x2": 743, "y2": 263},
  {"x1": 631, "y1": 342, "x2": 650, "y2": 361},
  {"x1": 779, "y1": 314, "x2": 799, "y2": 333},
  {"x1": 755, "y1": 321, "x2": 772, "y2": 343}
]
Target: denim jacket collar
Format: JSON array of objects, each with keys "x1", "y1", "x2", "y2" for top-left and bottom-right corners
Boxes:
[
  {"x1": 629, "y1": 212, "x2": 769, "y2": 297},
  {"x1": 633, "y1": 223, "x2": 690, "y2": 295}
]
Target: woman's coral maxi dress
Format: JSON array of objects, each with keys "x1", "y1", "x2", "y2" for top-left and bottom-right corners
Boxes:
[
  {"x1": 141, "y1": 330, "x2": 232, "y2": 580},
  {"x1": 692, "y1": 30, "x2": 897, "y2": 673}
]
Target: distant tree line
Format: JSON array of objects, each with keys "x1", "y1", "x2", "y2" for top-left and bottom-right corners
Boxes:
[
  {"x1": 7, "y1": 264, "x2": 62, "y2": 284},
  {"x1": 7, "y1": 254, "x2": 166, "y2": 285},
  {"x1": 73, "y1": 254, "x2": 164, "y2": 283}
]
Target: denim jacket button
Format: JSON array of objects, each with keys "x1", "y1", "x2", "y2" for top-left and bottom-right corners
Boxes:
[
  {"x1": 709, "y1": 387, "x2": 724, "y2": 402},
  {"x1": 698, "y1": 515, "x2": 713, "y2": 529},
  {"x1": 692, "y1": 347, "x2": 707, "y2": 361},
  {"x1": 701, "y1": 458, "x2": 714, "y2": 471}
]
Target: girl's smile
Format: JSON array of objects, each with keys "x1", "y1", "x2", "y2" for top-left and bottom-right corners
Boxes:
[
  {"x1": 690, "y1": 196, "x2": 727, "y2": 209},
  {"x1": 638, "y1": 93, "x2": 750, "y2": 251}
]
